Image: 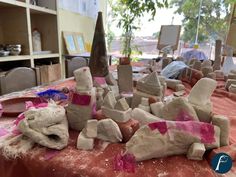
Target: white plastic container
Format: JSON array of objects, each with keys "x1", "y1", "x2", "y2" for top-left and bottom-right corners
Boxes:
[{"x1": 32, "y1": 29, "x2": 42, "y2": 52}]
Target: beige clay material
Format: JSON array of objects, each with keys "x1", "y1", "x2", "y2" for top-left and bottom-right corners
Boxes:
[
  {"x1": 84, "y1": 120, "x2": 98, "y2": 138},
  {"x1": 97, "y1": 119, "x2": 122, "y2": 143},
  {"x1": 188, "y1": 78, "x2": 217, "y2": 106},
  {"x1": 187, "y1": 143, "x2": 206, "y2": 160},
  {"x1": 131, "y1": 108, "x2": 162, "y2": 126},
  {"x1": 126, "y1": 122, "x2": 220, "y2": 161},
  {"x1": 74, "y1": 67, "x2": 93, "y2": 92},
  {"x1": 19, "y1": 102, "x2": 69, "y2": 150},
  {"x1": 212, "y1": 115, "x2": 230, "y2": 146},
  {"x1": 77, "y1": 131, "x2": 94, "y2": 150},
  {"x1": 66, "y1": 88, "x2": 96, "y2": 131},
  {"x1": 161, "y1": 97, "x2": 199, "y2": 121}
]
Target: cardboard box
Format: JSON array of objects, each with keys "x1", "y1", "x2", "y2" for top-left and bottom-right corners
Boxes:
[{"x1": 37, "y1": 63, "x2": 61, "y2": 84}]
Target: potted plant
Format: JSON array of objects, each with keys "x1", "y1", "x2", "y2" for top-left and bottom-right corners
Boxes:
[{"x1": 110, "y1": 0, "x2": 168, "y2": 63}]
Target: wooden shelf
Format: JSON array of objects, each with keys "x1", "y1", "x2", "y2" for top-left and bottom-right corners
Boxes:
[
  {"x1": 33, "y1": 53, "x2": 59, "y2": 59},
  {"x1": 0, "y1": 0, "x2": 26, "y2": 8},
  {"x1": 0, "y1": 7, "x2": 30, "y2": 55},
  {"x1": 0, "y1": 55, "x2": 31, "y2": 62},
  {"x1": 0, "y1": 0, "x2": 60, "y2": 79},
  {"x1": 29, "y1": 5, "x2": 57, "y2": 15},
  {"x1": 30, "y1": 13, "x2": 59, "y2": 54}
]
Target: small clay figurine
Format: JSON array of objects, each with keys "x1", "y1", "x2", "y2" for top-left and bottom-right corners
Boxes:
[{"x1": 66, "y1": 67, "x2": 96, "y2": 131}]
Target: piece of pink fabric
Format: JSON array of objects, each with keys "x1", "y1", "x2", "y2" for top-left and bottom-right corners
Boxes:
[
  {"x1": 11, "y1": 126, "x2": 22, "y2": 135},
  {"x1": 0, "y1": 128, "x2": 9, "y2": 137},
  {"x1": 25, "y1": 101, "x2": 48, "y2": 110},
  {"x1": 71, "y1": 93, "x2": 91, "y2": 106},
  {"x1": 25, "y1": 101, "x2": 34, "y2": 109},
  {"x1": 148, "y1": 122, "x2": 168, "y2": 135},
  {"x1": 35, "y1": 103, "x2": 48, "y2": 108},
  {"x1": 114, "y1": 152, "x2": 136, "y2": 173},
  {"x1": 14, "y1": 113, "x2": 25, "y2": 126},
  {"x1": 44, "y1": 149, "x2": 60, "y2": 161}
]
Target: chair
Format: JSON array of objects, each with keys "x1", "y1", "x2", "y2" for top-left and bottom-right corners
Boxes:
[
  {"x1": 65, "y1": 57, "x2": 88, "y2": 78},
  {"x1": 0, "y1": 67, "x2": 37, "y2": 95}
]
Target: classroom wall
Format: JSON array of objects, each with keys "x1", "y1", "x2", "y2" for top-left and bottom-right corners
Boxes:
[
  {"x1": 57, "y1": 0, "x2": 107, "y2": 78},
  {"x1": 58, "y1": 0, "x2": 107, "y2": 54}
]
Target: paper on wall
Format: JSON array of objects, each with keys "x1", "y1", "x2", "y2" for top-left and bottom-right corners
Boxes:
[{"x1": 58, "y1": 0, "x2": 99, "y2": 19}]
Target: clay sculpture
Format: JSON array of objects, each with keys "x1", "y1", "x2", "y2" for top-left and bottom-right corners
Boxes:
[
  {"x1": 226, "y1": 79, "x2": 236, "y2": 91},
  {"x1": 138, "y1": 97, "x2": 151, "y2": 112},
  {"x1": 102, "y1": 91, "x2": 132, "y2": 122},
  {"x1": 66, "y1": 67, "x2": 96, "y2": 131},
  {"x1": 201, "y1": 67, "x2": 213, "y2": 77},
  {"x1": 136, "y1": 72, "x2": 163, "y2": 96},
  {"x1": 202, "y1": 60, "x2": 212, "y2": 68},
  {"x1": 212, "y1": 115, "x2": 230, "y2": 146},
  {"x1": 77, "y1": 120, "x2": 98, "y2": 150},
  {"x1": 97, "y1": 119, "x2": 123, "y2": 143},
  {"x1": 161, "y1": 97, "x2": 199, "y2": 121},
  {"x1": 89, "y1": 12, "x2": 109, "y2": 77},
  {"x1": 165, "y1": 79, "x2": 185, "y2": 92},
  {"x1": 77, "y1": 131, "x2": 94, "y2": 150},
  {"x1": 19, "y1": 101, "x2": 69, "y2": 150},
  {"x1": 126, "y1": 120, "x2": 220, "y2": 161},
  {"x1": 188, "y1": 78, "x2": 217, "y2": 122},
  {"x1": 149, "y1": 97, "x2": 199, "y2": 121},
  {"x1": 77, "y1": 118, "x2": 123, "y2": 150},
  {"x1": 229, "y1": 84, "x2": 236, "y2": 93},
  {"x1": 96, "y1": 87, "x2": 105, "y2": 110},
  {"x1": 117, "y1": 65, "x2": 133, "y2": 93},
  {"x1": 131, "y1": 108, "x2": 162, "y2": 126},
  {"x1": 187, "y1": 143, "x2": 206, "y2": 160},
  {"x1": 192, "y1": 60, "x2": 202, "y2": 71},
  {"x1": 132, "y1": 72, "x2": 165, "y2": 108}
]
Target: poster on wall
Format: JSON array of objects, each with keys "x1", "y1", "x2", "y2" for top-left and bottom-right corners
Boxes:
[
  {"x1": 58, "y1": 0, "x2": 99, "y2": 19},
  {"x1": 79, "y1": 0, "x2": 87, "y2": 16},
  {"x1": 87, "y1": 0, "x2": 99, "y2": 19}
]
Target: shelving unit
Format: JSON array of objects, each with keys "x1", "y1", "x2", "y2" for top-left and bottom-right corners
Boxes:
[
  {"x1": 0, "y1": 55, "x2": 31, "y2": 62},
  {"x1": 0, "y1": 0, "x2": 61, "y2": 82}
]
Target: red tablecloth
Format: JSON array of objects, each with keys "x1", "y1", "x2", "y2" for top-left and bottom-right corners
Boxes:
[{"x1": 0, "y1": 78, "x2": 236, "y2": 177}]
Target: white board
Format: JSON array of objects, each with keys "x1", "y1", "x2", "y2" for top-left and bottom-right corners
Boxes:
[{"x1": 157, "y1": 25, "x2": 181, "y2": 51}]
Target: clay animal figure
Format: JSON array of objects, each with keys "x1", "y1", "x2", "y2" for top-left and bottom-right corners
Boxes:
[{"x1": 126, "y1": 120, "x2": 220, "y2": 161}]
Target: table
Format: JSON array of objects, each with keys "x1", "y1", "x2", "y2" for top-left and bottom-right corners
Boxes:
[
  {"x1": 63, "y1": 52, "x2": 113, "y2": 66},
  {"x1": 0, "y1": 77, "x2": 236, "y2": 177}
]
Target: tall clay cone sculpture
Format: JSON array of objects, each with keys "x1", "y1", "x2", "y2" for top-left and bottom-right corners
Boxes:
[{"x1": 89, "y1": 12, "x2": 109, "y2": 77}]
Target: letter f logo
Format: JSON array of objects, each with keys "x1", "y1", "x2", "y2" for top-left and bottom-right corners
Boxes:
[
  {"x1": 215, "y1": 155, "x2": 228, "y2": 171},
  {"x1": 211, "y1": 153, "x2": 232, "y2": 174}
]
